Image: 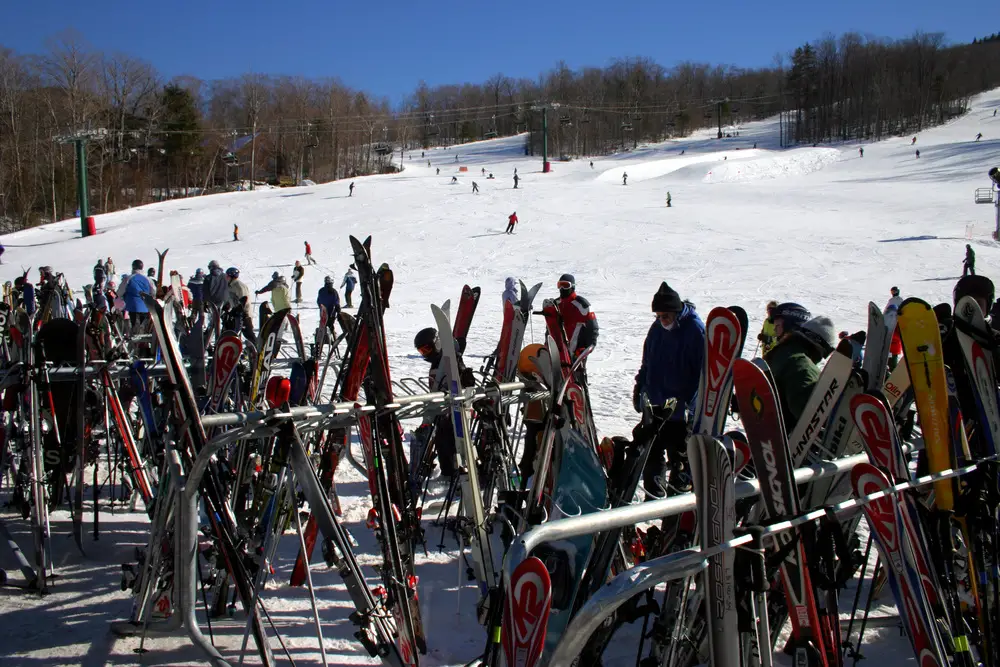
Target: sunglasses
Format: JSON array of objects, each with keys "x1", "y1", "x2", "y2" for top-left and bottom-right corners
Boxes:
[{"x1": 557, "y1": 280, "x2": 574, "y2": 290}]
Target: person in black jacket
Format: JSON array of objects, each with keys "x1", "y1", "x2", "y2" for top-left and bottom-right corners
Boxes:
[
  {"x1": 292, "y1": 260, "x2": 305, "y2": 303},
  {"x1": 964, "y1": 244, "x2": 976, "y2": 277},
  {"x1": 201, "y1": 260, "x2": 228, "y2": 311}
]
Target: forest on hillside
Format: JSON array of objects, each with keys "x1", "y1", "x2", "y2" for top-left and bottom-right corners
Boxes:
[{"x1": 1, "y1": 30, "x2": 999, "y2": 230}]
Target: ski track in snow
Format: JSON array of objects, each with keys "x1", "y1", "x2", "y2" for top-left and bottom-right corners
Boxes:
[{"x1": 3, "y1": 88, "x2": 1000, "y2": 666}]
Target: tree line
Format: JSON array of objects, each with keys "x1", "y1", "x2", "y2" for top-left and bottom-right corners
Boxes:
[{"x1": 1, "y1": 29, "x2": 999, "y2": 231}]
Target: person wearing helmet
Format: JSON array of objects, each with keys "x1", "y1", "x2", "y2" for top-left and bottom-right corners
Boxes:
[
  {"x1": 516, "y1": 343, "x2": 549, "y2": 480},
  {"x1": 414, "y1": 327, "x2": 473, "y2": 480},
  {"x1": 765, "y1": 313, "x2": 837, "y2": 429},
  {"x1": 256, "y1": 271, "x2": 292, "y2": 311},
  {"x1": 188, "y1": 268, "x2": 205, "y2": 310},
  {"x1": 317, "y1": 276, "x2": 341, "y2": 336},
  {"x1": 225, "y1": 267, "x2": 254, "y2": 339},
  {"x1": 885, "y1": 286, "x2": 902, "y2": 314},
  {"x1": 202, "y1": 260, "x2": 228, "y2": 310},
  {"x1": 502, "y1": 277, "x2": 518, "y2": 306},
  {"x1": 757, "y1": 300, "x2": 778, "y2": 354},
  {"x1": 768, "y1": 302, "x2": 811, "y2": 344},
  {"x1": 554, "y1": 273, "x2": 599, "y2": 360},
  {"x1": 633, "y1": 282, "x2": 705, "y2": 496}
]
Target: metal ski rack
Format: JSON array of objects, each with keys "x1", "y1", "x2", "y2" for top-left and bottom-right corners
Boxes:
[{"x1": 537, "y1": 455, "x2": 986, "y2": 666}]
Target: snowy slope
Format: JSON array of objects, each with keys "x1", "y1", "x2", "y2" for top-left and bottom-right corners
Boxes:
[{"x1": 2, "y1": 88, "x2": 1000, "y2": 666}]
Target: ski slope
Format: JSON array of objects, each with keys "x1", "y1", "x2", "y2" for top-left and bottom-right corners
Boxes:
[{"x1": 1, "y1": 87, "x2": 999, "y2": 666}]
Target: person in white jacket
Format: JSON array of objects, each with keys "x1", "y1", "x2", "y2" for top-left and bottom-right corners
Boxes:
[{"x1": 885, "y1": 286, "x2": 902, "y2": 314}]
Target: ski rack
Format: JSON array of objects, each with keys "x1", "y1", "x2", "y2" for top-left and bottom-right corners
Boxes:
[
  {"x1": 199, "y1": 379, "x2": 548, "y2": 442},
  {"x1": 527, "y1": 453, "x2": 987, "y2": 666},
  {"x1": 110, "y1": 378, "x2": 546, "y2": 666}
]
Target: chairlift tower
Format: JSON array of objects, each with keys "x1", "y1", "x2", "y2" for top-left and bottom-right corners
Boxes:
[
  {"x1": 53, "y1": 128, "x2": 108, "y2": 237},
  {"x1": 530, "y1": 103, "x2": 561, "y2": 173},
  {"x1": 985, "y1": 167, "x2": 1000, "y2": 240}
]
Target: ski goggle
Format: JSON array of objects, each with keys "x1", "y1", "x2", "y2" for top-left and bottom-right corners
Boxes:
[
  {"x1": 557, "y1": 280, "x2": 574, "y2": 290},
  {"x1": 416, "y1": 343, "x2": 436, "y2": 358}
]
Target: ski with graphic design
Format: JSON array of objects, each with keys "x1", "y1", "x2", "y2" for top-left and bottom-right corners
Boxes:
[
  {"x1": 692, "y1": 306, "x2": 742, "y2": 436},
  {"x1": 732, "y1": 358, "x2": 829, "y2": 666},
  {"x1": 494, "y1": 280, "x2": 544, "y2": 382},
  {"x1": 851, "y1": 463, "x2": 948, "y2": 666},
  {"x1": 249, "y1": 308, "x2": 291, "y2": 407},
  {"x1": 786, "y1": 350, "x2": 854, "y2": 468},
  {"x1": 502, "y1": 557, "x2": 552, "y2": 667},
  {"x1": 896, "y1": 298, "x2": 980, "y2": 667},
  {"x1": 690, "y1": 433, "x2": 739, "y2": 666},
  {"x1": 953, "y1": 295, "x2": 1000, "y2": 454},
  {"x1": 205, "y1": 334, "x2": 242, "y2": 414},
  {"x1": 452, "y1": 284, "x2": 481, "y2": 355}
]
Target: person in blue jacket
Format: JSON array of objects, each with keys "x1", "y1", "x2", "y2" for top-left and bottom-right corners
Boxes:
[
  {"x1": 316, "y1": 276, "x2": 341, "y2": 336},
  {"x1": 632, "y1": 281, "x2": 705, "y2": 497},
  {"x1": 119, "y1": 259, "x2": 153, "y2": 327}
]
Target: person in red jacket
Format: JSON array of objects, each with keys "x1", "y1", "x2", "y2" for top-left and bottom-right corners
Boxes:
[
  {"x1": 304, "y1": 241, "x2": 316, "y2": 265},
  {"x1": 554, "y1": 273, "x2": 599, "y2": 359},
  {"x1": 505, "y1": 211, "x2": 518, "y2": 235}
]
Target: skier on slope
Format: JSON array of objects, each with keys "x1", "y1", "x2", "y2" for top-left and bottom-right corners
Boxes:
[
  {"x1": 414, "y1": 327, "x2": 475, "y2": 482},
  {"x1": 964, "y1": 244, "x2": 976, "y2": 276},
  {"x1": 513, "y1": 173, "x2": 520, "y2": 189},
  {"x1": 554, "y1": 273, "x2": 600, "y2": 361},
  {"x1": 349, "y1": 182, "x2": 355, "y2": 197},
  {"x1": 233, "y1": 224, "x2": 239, "y2": 241},
  {"x1": 341, "y1": 265, "x2": 357, "y2": 308},
  {"x1": 764, "y1": 307, "x2": 838, "y2": 430},
  {"x1": 622, "y1": 172, "x2": 628, "y2": 186},
  {"x1": 292, "y1": 260, "x2": 305, "y2": 303},
  {"x1": 317, "y1": 276, "x2": 341, "y2": 336},
  {"x1": 757, "y1": 300, "x2": 779, "y2": 355},
  {"x1": 632, "y1": 282, "x2": 705, "y2": 496},
  {"x1": 505, "y1": 211, "x2": 518, "y2": 234},
  {"x1": 502, "y1": 277, "x2": 518, "y2": 306},
  {"x1": 256, "y1": 271, "x2": 292, "y2": 311},
  {"x1": 472, "y1": 181, "x2": 479, "y2": 194},
  {"x1": 225, "y1": 267, "x2": 255, "y2": 340},
  {"x1": 304, "y1": 241, "x2": 317, "y2": 266},
  {"x1": 105, "y1": 257, "x2": 115, "y2": 280},
  {"x1": 93, "y1": 259, "x2": 107, "y2": 289}
]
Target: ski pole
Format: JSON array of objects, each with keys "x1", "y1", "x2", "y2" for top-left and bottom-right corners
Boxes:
[
  {"x1": 843, "y1": 532, "x2": 874, "y2": 654},
  {"x1": 852, "y1": 557, "x2": 881, "y2": 666}
]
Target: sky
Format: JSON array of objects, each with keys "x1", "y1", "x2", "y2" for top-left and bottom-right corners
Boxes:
[{"x1": 0, "y1": 0, "x2": 985, "y2": 104}]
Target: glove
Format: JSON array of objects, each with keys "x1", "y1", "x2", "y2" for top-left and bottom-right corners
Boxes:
[
  {"x1": 757, "y1": 333, "x2": 764, "y2": 342},
  {"x1": 632, "y1": 383, "x2": 642, "y2": 413}
]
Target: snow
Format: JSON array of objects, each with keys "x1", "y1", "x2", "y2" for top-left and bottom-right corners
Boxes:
[{"x1": 3, "y1": 87, "x2": 1000, "y2": 666}]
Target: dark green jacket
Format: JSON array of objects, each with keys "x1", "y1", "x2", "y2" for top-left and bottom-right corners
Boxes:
[{"x1": 764, "y1": 335, "x2": 824, "y2": 431}]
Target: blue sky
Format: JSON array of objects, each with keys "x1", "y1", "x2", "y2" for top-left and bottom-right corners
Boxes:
[{"x1": 0, "y1": 0, "x2": 983, "y2": 104}]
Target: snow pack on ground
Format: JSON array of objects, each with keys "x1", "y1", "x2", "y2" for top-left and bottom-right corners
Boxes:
[{"x1": 1, "y1": 88, "x2": 999, "y2": 666}]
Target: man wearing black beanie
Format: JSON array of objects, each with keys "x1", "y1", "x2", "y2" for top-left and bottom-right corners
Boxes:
[{"x1": 633, "y1": 281, "x2": 705, "y2": 496}]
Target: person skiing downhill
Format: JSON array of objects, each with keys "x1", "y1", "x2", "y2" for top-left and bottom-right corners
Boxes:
[
  {"x1": 341, "y1": 265, "x2": 357, "y2": 308},
  {"x1": 292, "y1": 260, "x2": 305, "y2": 303},
  {"x1": 256, "y1": 271, "x2": 292, "y2": 311},
  {"x1": 632, "y1": 282, "x2": 705, "y2": 496},
  {"x1": 964, "y1": 244, "x2": 976, "y2": 276},
  {"x1": 622, "y1": 172, "x2": 628, "y2": 186},
  {"x1": 513, "y1": 173, "x2": 520, "y2": 189},
  {"x1": 304, "y1": 241, "x2": 317, "y2": 266},
  {"x1": 472, "y1": 181, "x2": 479, "y2": 194},
  {"x1": 505, "y1": 211, "x2": 518, "y2": 234},
  {"x1": 859, "y1": 147, "x2": 864, "y2": 158},
  {"x1": 554, "y1": 273, "x2": 599, "y2": 360},
  {"x1": 317, "y1": 276, "x2": 341, "y2": 336},
  {"x1": 233, "y1": 224, "x2": 239, "y2": 241},
  {"x1": 757, "y1": 300, "x2": 779, "y2": 355},
  {"x1": 349, "y1": 182, "x2": 355, "y2": 196},
  {"x1": 502, "y1": 277, "x2": 517, "y2": 306}
]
